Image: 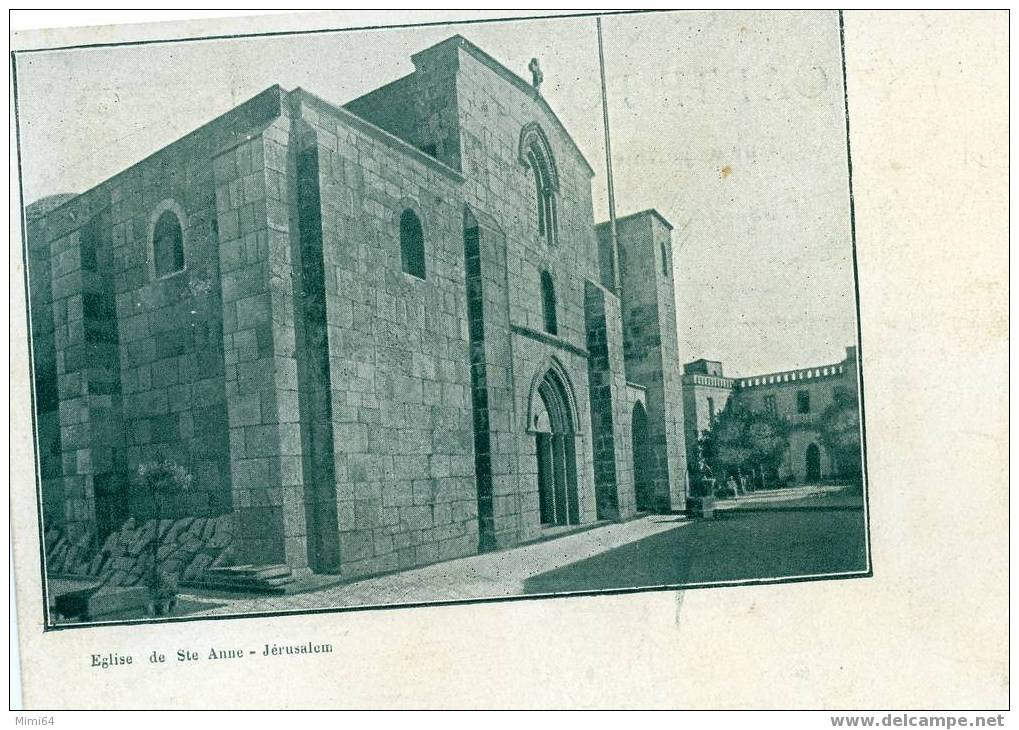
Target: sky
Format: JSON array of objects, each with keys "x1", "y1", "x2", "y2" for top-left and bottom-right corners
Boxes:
[{"x1": 14, "y1": 10, "x2": 857, "y2": 376}]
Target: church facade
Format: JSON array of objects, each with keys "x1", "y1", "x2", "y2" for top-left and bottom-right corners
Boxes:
[{"x1": 27, "y1": 35, "x2": 688, "y2": 581}]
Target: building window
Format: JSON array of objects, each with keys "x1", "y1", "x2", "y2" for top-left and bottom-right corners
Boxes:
[
  {"x1": 152, "y1": 210, "x2": 185, "y2": 277},
  {"x1": 400, "y1": 208, "x2": 425, "y2": 279},
  {"x1": 797, "y1": 390, "x2": 810, "y2": 414},
  {"x1": 519, "y1": 124, "x2": 559, "y2": 245},
  {"x1": 706, "y1": 397, "x2": 715, "y2": 425},
  {"x1": 540, "y1": 270, "x2": 558, "y2": 335},
  {"x1": 528, "y1": 148, "x2": 557, "y2": 243},
  {"x1": 764, "y1": 394, "x2": 777, "y2": 416},
  {"x1": 660, "y1": 242, "x2": 670, "y2": 278},
  {"x1": 80, "y1": 217, "x2": 99, "y2": 272}
]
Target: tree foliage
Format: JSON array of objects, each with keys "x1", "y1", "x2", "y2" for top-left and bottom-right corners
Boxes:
[
  {"x1": 137, "y1": 458, "x2": 193, "y2": 498},
  {"x1": 135, "y1": 458, "x2": 193, "y2": 606},
  {"x1": 700, "y1": 400, "x2": 789, "y2": 490},
  {"x1": 818, "y1": 388, "x2": 862, "y2": 479}
]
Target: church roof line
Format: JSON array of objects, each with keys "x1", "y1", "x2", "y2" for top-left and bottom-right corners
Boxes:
[
  {"x1": 413, "y1": 34, "x2": 595, "y2": 177},
  {"x1": 596, "y1": 208, "x2": 675, "y2": 232},
  {"x1": 26, "y1": 84, "x2": 288, "y2": 221},
  {"x1": 290, "y1": 87, "x2": 465, "y2": 181}
]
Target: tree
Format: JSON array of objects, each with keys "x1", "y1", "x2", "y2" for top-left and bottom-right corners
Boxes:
[
  {"x1": 818, "y1": 388, "x2": 862, "y2": 482},
  {"x1": 136, "y1": 458, "x2": 193, "y2": 615},
  {"x1": 700, "y1": 401, "x2": 789, "y2": 492},
  {"x1": 746, "y1": 412, "x2": 790, "y2": 489}
]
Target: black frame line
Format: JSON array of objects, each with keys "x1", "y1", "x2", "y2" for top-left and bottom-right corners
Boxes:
[{"x1": 9, "y1": 8, "x2": 873, "y2": 634}]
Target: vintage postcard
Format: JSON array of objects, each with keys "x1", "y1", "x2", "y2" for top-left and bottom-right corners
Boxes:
[{"x1": 9, "y1": 9, "x2": 1007, "y2": 711}]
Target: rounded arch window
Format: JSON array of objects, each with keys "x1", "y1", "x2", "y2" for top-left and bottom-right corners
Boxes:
[
  {"x1": 400, "y1": 208, "x2": 426, "y2": 279},
  {"x1": 152, "y1": 209, "x2": 185, "y2": 277}
]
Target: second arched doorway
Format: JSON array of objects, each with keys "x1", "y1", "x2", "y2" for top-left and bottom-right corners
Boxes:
[
  {"x1": 631, "y1": 402, "x2": 655, "y2": 512},
  {"x1": 805, "y1": 443, "x2": 822, "y2": 482}
]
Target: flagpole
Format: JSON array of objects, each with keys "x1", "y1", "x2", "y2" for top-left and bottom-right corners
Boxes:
[{"x1": 597, "y1": 16, "x2": 621, "y2": 294}]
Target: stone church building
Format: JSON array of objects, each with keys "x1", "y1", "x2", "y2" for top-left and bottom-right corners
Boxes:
[{"x1": 27, "y1": 35, "x2": 688, "y2": 582}]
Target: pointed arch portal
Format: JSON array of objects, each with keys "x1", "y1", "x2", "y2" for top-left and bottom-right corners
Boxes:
[
  {"x1": 531, "y1": 369, "x2": 579, "y2": 527},
  {"x1": 631, "y1": 401, "x2": 655, "y2": 512}
]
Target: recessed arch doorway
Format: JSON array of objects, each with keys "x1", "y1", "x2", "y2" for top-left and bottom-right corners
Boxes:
[
  {"x1": 531, "y1": 369, "x2": 579, "y2": 527},
  {"x1": 631, "y1": 401, "x2": 655, "y2": 512},
  {"x1": 805, "y1": 442, "x2": 822, "y2": 482}
]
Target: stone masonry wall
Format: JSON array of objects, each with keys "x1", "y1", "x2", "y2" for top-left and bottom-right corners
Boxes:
[
  {"x1": 212, "y1": 115, "x2": 310, "y2": 569},
  {"x1": 36, "y1": 191, "x2": 127, "y2": 546},
  {"x1": 340, "y1": 39, "x2": 613, "y2": 543},
  {"x1": 295, "y1": 91, "x2": 477, "y2": 579},
  {"x1": 647, "y1": 217, "x2": 688, "y2": 509},
  {"x1": 26, "y1": 205, "x2": 65, "y2": 529},
  {"x1": 732, "y1": 352, "x2": 858, "y2": 483},
  {"x1": 417, "y1": 39, "x2": 603, "y2": 542},
  {"x1": 29, "y1": 88, "x2": 285, "y2": 558},
  {"x1": 609, "y1": 212, "x2": 689, "y2": 511},
  {"x1": 584, "y1": 280, "x2": 636, "y2": 521}
]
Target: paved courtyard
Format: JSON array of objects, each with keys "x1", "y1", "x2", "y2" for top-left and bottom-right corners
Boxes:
[{"x1": 176, "y1": 485, "x2": 867, "y2": 618}]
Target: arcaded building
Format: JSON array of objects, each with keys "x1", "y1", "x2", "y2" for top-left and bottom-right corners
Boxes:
[
  {"x1": 27, "y1": 35, "x2": 688, "y2": 582},
  {"x1": 682, "y1": 346, "x2": 860, "y2": 484}
]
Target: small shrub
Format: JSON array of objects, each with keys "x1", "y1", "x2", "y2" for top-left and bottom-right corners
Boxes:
[
  {"x1": 135, "y1": 458, "x2": 192, "y2": 616},
  {"x1": 136, "y1": 459, "x2": 193, "y2": 503}
]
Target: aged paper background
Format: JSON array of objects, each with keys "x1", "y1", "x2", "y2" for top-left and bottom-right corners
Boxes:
[{"x1": 9, "y1": 10, "x2": 1008, "y2": 709}]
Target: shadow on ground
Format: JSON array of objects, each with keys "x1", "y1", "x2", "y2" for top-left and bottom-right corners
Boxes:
[{"x1": 522, "y1": 506, "x2": 868, "y2": 594}]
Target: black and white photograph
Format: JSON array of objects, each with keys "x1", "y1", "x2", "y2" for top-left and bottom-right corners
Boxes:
[{"x1": 15, "y1": 9, "x2": 868, "y2": 627}]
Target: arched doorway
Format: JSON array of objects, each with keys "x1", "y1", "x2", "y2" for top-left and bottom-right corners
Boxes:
[
  {"x1": 631, "y1": 402, "x2": 655, "y2": 512},
  {"x1": 805, "y1": 443, "x2": 822, "y2": 482},
  {"x1": 532, "y1": 370, "x2": 579, "y2": 526}
]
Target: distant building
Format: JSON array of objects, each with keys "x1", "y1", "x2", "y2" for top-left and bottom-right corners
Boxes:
[{"x1": 682, "y1": 346, "x2": 860, "y2": 484}]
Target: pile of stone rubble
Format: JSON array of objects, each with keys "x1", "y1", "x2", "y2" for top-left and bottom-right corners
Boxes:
[{"x1": 45, "y1": 514, "x2": 235, "y2": 587}]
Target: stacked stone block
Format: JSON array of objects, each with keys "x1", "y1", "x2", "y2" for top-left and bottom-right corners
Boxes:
[
  {"x1": 26, "y1": 202, "x2": 67, "y2": 528},
  {"x1": 601, "y1": 211, "x2": 689, "y2": 512},
  {"x1": 411, "y1": 38, "x2": 605, "y2": 542},
  {"x1": 584, "y1": 280, "x2": 637, "y2": 521},
  {"x1": 44, "y1": 514, "x2": 234, "y2": 587},
  {"x1": 213, "y1": 116, "x2": 311, "y2": 570},
  {"x1": 30, "y1": 87, "x2": 284, "y2": 565},
  {"x1": 293, "y1": 91, "x2": 477, "y2": 578},
  {"x1": 110, "y1": 149, "x2": 232, "y2": 525},
  {"x1": 289, "y1": 126, "x2": 342, "y2": 573},
  {"x1": 42, "y1": 192, "x2": 127, "y2": 545}
]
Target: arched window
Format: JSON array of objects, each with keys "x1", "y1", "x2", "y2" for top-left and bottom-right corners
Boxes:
[
  {"x1": 152, "y1": 210, "x2": 184, "y2": 277},
  {"x1": 400, "y1": 208, "x2": 425, "y2": 279},
  {"x1": 519, "y1": 124, "x2": 559, "y2": 245},
  {"x1": 660, "y1": 242, "x2": 670, "y2": 278},
  {"x1": 540, "y1": 270, "x2": 558, "y2": 335}
]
